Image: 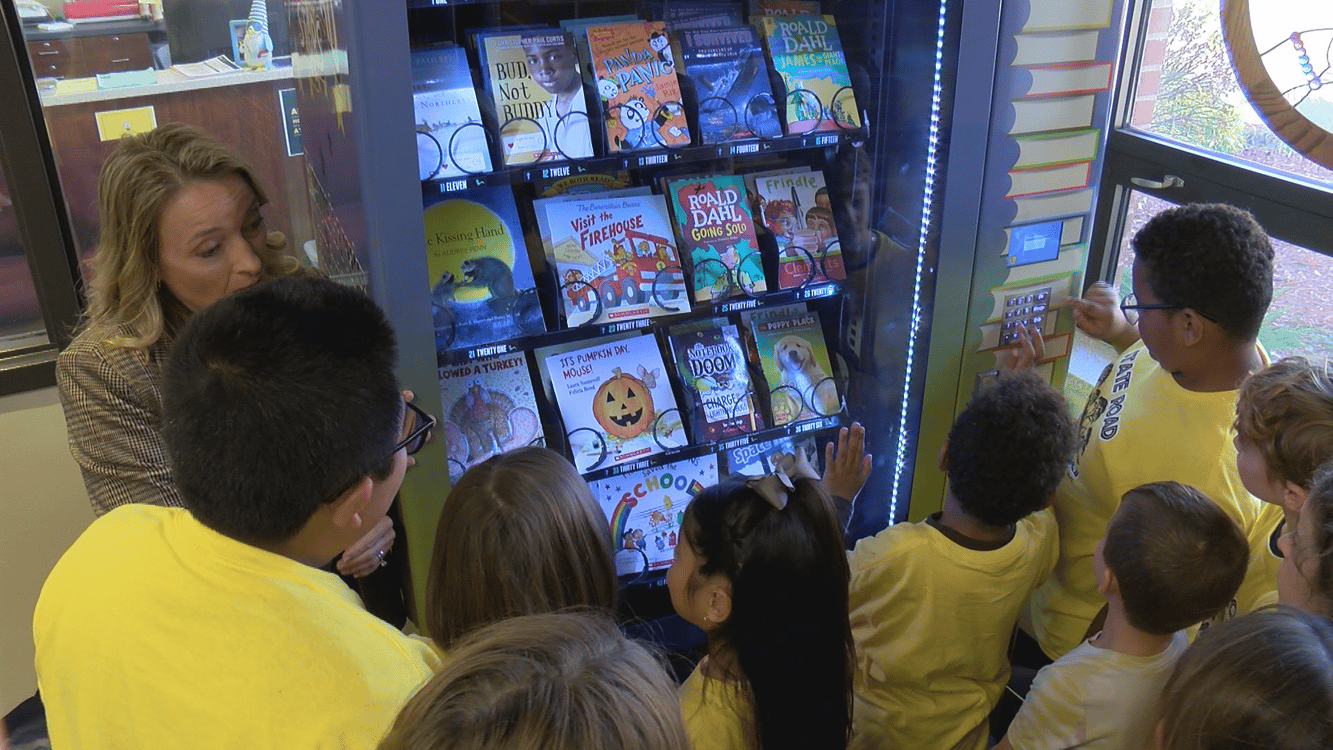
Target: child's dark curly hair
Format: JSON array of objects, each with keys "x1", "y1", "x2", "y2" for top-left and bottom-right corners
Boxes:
[
  {"x1": 1131, "y1": 203, "x2": 1273, "y2": 341},
  {"x1": 946, "y1": 370, "x2": 1077, "y2": 527}
]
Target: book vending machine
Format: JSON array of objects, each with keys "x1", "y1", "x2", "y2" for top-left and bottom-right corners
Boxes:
[{"x1": 289, "y1": 0, "x2": 982, "y2": 619}]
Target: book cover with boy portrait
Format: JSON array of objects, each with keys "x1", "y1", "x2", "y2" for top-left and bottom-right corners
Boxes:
[
  {"x1": 667, "y1": 174, "x2": 768, "y2": 302},
  {"x1": 437, "y1": 352, "x2": 544, "y2": 481},
  {"x1": 591, "y1": 455, "x2": 718, "y2": 574},
  {"x1": 748, "y1": 309, "x2": 840, "y2": 424},
  {"x1": 756, "y1": 14, "x2": 860, "y2": 134},
  {"x1": 678, "y1": 25, "x2": 782, "y2": 143},
  {"x1": 423, "y1": 184, "x2": 545, "y2": 353},
  {"x1": 541, "y1": 191, "x2": 689, "y2": 327},
  {"x1": 751, "y1": 167, "x2": 846, "y2": 286},
  {"x1": 586, "y1": 21, "x2": 692, "y2": 152},
  {"x1": 546, "y1": 335, "x2": 687, "y2": 474},
  {"x1": 480, "y1": 30, "x2": 595, "y2": 163}
]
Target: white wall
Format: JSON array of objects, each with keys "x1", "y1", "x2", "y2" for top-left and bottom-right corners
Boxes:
[{"x1": 0, "y1": 386, "x2": 91, "y2": 715}]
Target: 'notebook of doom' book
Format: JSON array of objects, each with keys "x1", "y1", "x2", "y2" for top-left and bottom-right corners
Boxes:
[{"x1": 667, "y1": 318, "x2": 764, "y2": 441}]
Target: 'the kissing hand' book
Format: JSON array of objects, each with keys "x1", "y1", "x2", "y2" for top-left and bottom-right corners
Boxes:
[
  {"x1": 437, "y1": 352, "x2": 543, "y2": 481},
  {"x1": 541, "y1": 191, "x2": 689, "y2": 327},
  {"x1": 750, "y1": 166, "x2": 845, "y2": 286},
  {"x1": 411, "y1": 45, "x2": 492, "y2": 179},
  {"x1": 590, "y1": 455, "x2": 718, "y2": 574},
  {"x1": 479, "y1": 30, "x2": 595, "y2": 164},
  {"x1": 666, "y1": 174, "x2": 768, "y2": 302},
  {"x1": 756, "y1": 14, "x2": 860, "y2": 134},
  {"x1": 668, "y1": 318, "x2": 765, "y2": 441},
  {"x1": 424, "y1": 184, "x2": 545, "y2": 354},
  {"x1": 546, "y1": 334, "x2": 686, "y2": 474},
  {"x1": 747, "y1": 308, "x2": 840, "y2": 424},
  {"x1": 677, "y1": 25, "x2": 781, "y2": 143},
  {"x1": 586, "y1": 21, "x2": 692, "y2": 152}
]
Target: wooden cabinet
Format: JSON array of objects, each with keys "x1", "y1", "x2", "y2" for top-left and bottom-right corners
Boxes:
[{"x1": 25, "y1": 32, "x2": 151, "y2": 79}]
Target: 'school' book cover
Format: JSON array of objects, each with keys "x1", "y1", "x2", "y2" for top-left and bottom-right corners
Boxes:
[
  {"x1": 437, "y1": 352, "x2": 543, "y2": 481},
  {"x1": 542, "y1": 191, "x2": 689, "y2": 327},
  {"x1": 666, "y1": 174, "x2": 768, "y2": 302},
  {"x1": 586, "y1": 21, "x2": 692, "y2": 152},
  {"x1": 480, "y1": 30, "x2": 595, "y2": 163},
  {"x1": 748, "y1": 309, "x2": 840, "y2": 425},
  {"x1": 751, "y1": 167, "x2": 845, "y2": 285},
  {"x1": 757, "y1": 14, "x2": 860, "y2": 134},
  {"x1": 411, "y1": 45, "x2": 492, "y2": 179},
  {"x1": 678, "y1": 25, "x2": 781, "y2": 142},
  {"x1": 590, "y1": 455, "x2": 718, "y2": 574},
  {"x1": 546, "y1": 335, "x2": 686, "y2": 473},
  {"x1": 424, "y1": 184, "x2": 545, "y2": 353},
  {"x1": 667, "y1": 318, "x2": 764, "y2": 441}
]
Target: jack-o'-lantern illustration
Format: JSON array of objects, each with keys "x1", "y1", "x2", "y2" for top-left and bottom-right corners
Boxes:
[{"x1": 593, "y1": 367, "x2": 655, "y2": 439}]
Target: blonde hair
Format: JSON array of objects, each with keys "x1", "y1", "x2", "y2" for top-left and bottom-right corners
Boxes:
[
  {"x1": 84, "y1": 122, "x2": 301, "y2": 348},
  {"x1": 1235, "y1": 356, "x2": 1333, "y2": 489},
  {"x1": 377, "y1": 612, "x2": 689, "y2": 750},
  {"x1": 425, "y1": 447, "x2": 617, "y2": 649},
  {"x1": 1153, "y1": 605, "x2": 1333, "y2": 750}
]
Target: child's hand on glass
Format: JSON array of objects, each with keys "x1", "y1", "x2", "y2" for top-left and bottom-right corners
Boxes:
[{"x1": 823, "y1": 422, "x2": 871, "y2": 501}]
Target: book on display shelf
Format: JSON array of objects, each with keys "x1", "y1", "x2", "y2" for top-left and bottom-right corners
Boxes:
[
  {"x1": 749, "y1": 166, "x2": 845, "y2": 286},
  {"x1": 585, "y1": 20, "x2": 692, "y2": 152},
  {"x1": 746, "y1": 307, "x2": 840, "y2": 425},
  {"x1": 724, "y1": 433, "x2": 817, "y2": 475},
  {"x1": 478, "y1": 30, "x2": 596, "y2": 164},
  {"x1": 667, "y1": 317, "x2": 766, "y2": 441},
  {"x1": 666, "y1": 173, "x2": 768, "y2": 302},
  {"x1": 411, "y1": 45, "x2": 492, "y2": 180},
  {"x1": 591, "y1": 455, "x2": 719, "y2": 576},
  {"x1": 755, "y1": 14, "x2": 860, "y2": 134},
  {"x1": 677, "y1": 24, "x2": 782, "y2": 143},
  {"x1": 437, "y1": 351, "x2": 544, "y2": 481}
]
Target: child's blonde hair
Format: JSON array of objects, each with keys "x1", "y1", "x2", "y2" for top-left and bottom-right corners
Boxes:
[
  {"x1": 1235, "y1": 356, "x2": 1333, "y2": 489},
  {"x1": 1152, "y1": 605, "x2": 1333, "y2": 750},
  {"x1": 377, "y1": 612, "x2": 689, "y2": 750},
  {"x1": 425, "y1": 447, "x2": 617, "y2": 649}
]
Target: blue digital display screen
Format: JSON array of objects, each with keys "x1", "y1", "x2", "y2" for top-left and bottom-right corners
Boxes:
[{"x1": 1006, "y1": 220, "x2": 1063, "y2": 267}]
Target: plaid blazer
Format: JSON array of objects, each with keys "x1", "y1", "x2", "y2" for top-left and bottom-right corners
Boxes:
[{"x1": 56, "y1": 321, "x2": 183, "y2": 516}]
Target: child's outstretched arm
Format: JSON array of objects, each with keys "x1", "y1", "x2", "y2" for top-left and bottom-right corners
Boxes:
[{"x1": 823, "y1": 423, "x2": 871, "y2": 531}]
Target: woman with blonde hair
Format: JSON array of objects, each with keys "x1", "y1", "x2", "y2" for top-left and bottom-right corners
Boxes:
[
  {"x1": 57, "y1": 122, "x2": 393, "y2": 580},
  {"x1": 425, "y1": 446, "x2": 617, "y2": 651},
  {"x1": 378, "y1": 612, "x2": 689, "y2": 750}
]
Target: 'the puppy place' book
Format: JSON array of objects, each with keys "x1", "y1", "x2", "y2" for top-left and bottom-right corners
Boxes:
[
  {"x1": 747, "y1": 308, "x2": 840, "y2": 424},
  {"x1": 546, "y1": 334, "x2": 686, "y2": 474},
  {"x1": 756, "y1": 14, "x2": 860, "y2": 134},
  {"x1": 590, "y1": 455, "x2": 719, "y2": 575},
  {"x1": 667, "y1": 318, "x2": 765, "y2": 441},
  {"x1": 479, "y1": 30, "x2": 595, "y2": 163},
  {"x1": 411, "y1": 45, "x2": 492, "y2": 179},
  {"x1": 423, "y1": 184, "x2": 545, "y2": 353},
  {"x1": 437, "y1": 352, "x2": 543, "y2": 481},
  {"x1": 750, "y1": 167, "x2": 846, "y2": 286},
  {"x1": 586, "y1": 21, "x2": 692, "y2": 152},
  {"x1": 666, "y1": 174, "x2": 768, "y2": 303},
  {"x1": 541, "y1": 191, "x2": 689, "y2": 327}
]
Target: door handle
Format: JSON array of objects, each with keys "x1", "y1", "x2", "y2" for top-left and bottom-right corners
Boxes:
[{"x1": 1129, "y1": 174, "x2": 1184, "y2": 189}]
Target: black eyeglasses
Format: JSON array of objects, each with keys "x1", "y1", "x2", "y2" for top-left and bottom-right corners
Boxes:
[
  {"x1": 1119, "y1": 293, "x2": 1218, "y2": 322},
  {"x1": 393, "y1": 401, "x2": 435, "y2": 457}
]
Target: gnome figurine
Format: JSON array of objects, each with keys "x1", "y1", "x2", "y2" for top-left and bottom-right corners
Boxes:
[{"x1": 240, "y1": 0, "x2": 273, "y2": 70}]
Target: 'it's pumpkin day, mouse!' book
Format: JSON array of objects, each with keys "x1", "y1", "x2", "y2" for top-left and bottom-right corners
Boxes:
[{"x1": 546, "y1": 334, "x2": 686, "y2": 474}]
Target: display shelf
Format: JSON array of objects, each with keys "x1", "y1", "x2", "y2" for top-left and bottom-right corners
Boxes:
[
  {"x1": 434, "y1": 279, "x2": 842, "y2": 367},
  {"x1": 421, "y1": 128, "x2": 863, "y2": 195},
  {"x1": 579, "y1": 413, "x2": 845, "y2": 482}
]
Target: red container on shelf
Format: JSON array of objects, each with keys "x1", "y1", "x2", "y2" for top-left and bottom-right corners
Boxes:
[{"x1": 62, "y1": 1, "x2": 142, "y2": 21}]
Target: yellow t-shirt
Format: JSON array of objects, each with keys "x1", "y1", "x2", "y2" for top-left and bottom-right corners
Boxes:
[
  {"x1": 1031, "y1": 344, "x2": 1272, "y2": 659},
  {"x1": 846, "y1": 508, "x2": 1058, "y2": 750},
  {"x1": 34, "y1": 505, "x2": 441, "y2": 750},
  {"x1": 679, "y1": 659, "x2": 752, "y2": 750}
]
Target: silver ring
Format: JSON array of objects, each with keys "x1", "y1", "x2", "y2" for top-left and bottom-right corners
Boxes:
[{"x1": 376, "y1": 549, "x2": 385, "y2": 560}]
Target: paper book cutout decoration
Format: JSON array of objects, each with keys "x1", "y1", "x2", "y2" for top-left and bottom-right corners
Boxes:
[
  {"x1": 667, "y1": 174, "x2": 768, "y2": 301},
  {"x1": 424, "y1": 185, "x2": 545, "y2": 353},
  {"x1": 1012, "y1": 187, "x2": 1093, "y2": 223},
  {"x1": 678, "y1": 25, "x2": 782, "y2": 142},
  {"x1": 725, "y1": 433, "x2": 816, "y2": 475},
  {"x1": 1011, "y1": 128, "x2": 1098, "y2": 169},
  {"x1": 591, "y1": 455, "x2": 718, "y2": 576},
  {"x1": 1011, "y1": 30, "x2": 1099, "y2": 66},
  {"x1": 1006, "y1": 161, "x2": 1091, "y2": 197},
  {"x1": 412, "y1": 45, "x2": 492, "y2": 179},
  {"x1": 1009, "y1": 94, "x2": 1096, "y2": 135},
  {"x1": 547, "y1": 335, "x2": 687, "y2": 473},
  {"x1": 757, "y1": 15, "x2": 860, "y2": 134},
  {"x1": 1017, "y1": 61, "x2": 1112, "y2": 97},
  {"x1": 748, "y1": 309, "x2": 840, "y2": 424},
  {"x1": 480, "y1": 30, "x2": 595, "y2": 164},
  {"x1": 668, "y1": 318, "x2": 765, "y2": 441},
  {"x1": 750, "y1": 167, "x2": 846, "y2": 286},
  {"x1": 540, "y1": 191, "x2": 689, "y2": 327},
  {"x1": 586, "y1": 21, "x2": 692, "y2": 152},
  {"x1": 437, "y1": 352, "x2": 543, "y2": 480}
]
